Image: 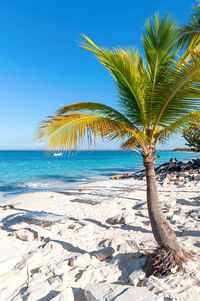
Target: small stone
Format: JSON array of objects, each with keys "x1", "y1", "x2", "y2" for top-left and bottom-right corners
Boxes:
[
  {"x1": 110, "y1": 172, "x2": 132, "y2": 180},
  {"x1": 95, "y1": 247, "x2": 115, "y2": 261},
  {"x1": 68, "y1": 224, "x2": 76, "y2": 229},
  {"x1": 129, "y1": 270, "x2": 146, "y2": 286},
  {"x1": 12, "y1": 228, "x2": 38, "y2": 241},
  {"x1": 44, "y1": 241, "x2": 64, "y2": 252},
  {"x1": 163, "y1": 199, "x2": 176, "y2": 208},
  {"x1": 68, "y1": 253, "x2": 94, "y2": 268},
  {"x1": 170, "y1": 215, "x2": 185, "y2": 224},
  {"x1": 106, "y1": 215, "x2": 126, "y2": 225},
  {"x1": 48, "y1": 275, "x2": 63, "y2": 287}
]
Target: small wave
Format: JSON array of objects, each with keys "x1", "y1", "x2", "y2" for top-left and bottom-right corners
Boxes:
[
  {"x1": 0, "y1": 182, "x2": 49, "y2": 191},
  {"x1": 18, "y1": 182, "x2": 52, "y2": 188},
  {"x1": 0, "y1": 176, "x2": 101, "y2": 202}
]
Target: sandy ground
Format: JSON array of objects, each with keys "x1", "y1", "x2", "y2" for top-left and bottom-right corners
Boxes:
[{"x1": 0, "y1": 177, "x2": 200, "y2": 300}]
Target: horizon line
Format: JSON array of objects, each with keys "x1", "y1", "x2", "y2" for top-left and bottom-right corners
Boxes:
[{"x1": 0, "y1": 148, "x2": 181, "y2": 151}]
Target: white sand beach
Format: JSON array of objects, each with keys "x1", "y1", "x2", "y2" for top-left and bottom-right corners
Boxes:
[{"x1": 0, "y1": 176, "x2": 200, "y2": 301}]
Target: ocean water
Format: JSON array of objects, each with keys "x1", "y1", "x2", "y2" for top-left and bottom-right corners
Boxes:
[{"x1": 0, "y1": 150, "x2": 199, "y2": 201}]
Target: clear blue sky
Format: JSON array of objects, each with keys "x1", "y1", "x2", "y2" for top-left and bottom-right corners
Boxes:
[{"x1": 0, "y1": 0, "x2": 198, "y2": 150}]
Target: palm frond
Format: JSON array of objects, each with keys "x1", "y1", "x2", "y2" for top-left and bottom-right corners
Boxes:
[
  {"x1": 120, "y1": 136, "x2": 138, "y2": 150},
  {"x1": 143, "y1": 13, "x2": 178, "y2": 87},
  {"x1": 179, "y1": 36, "x2": 200, "y2": 64},
  {"x1": 79, "y1": 35, "x2": 149, "y2": 126},
  {"x1": 154, "y1": 111, "x2": 200, "y2": 143},
  {"x1": 178, "y1": 7, "x2": 200, "y2": 48},
  {"x1": 37, "y1": 113, "x2": 147, "y2": 152},
  {"x1": 57, "y1": 102, "x2": 136, "y2": 129},
  {"x1": 148, "y1": 49, "x2": 200, "y2": 139}
]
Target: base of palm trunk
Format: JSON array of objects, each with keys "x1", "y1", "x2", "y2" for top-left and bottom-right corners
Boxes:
[{"x1": 144, "y1": 247, "x2": 192, "y2": 277}]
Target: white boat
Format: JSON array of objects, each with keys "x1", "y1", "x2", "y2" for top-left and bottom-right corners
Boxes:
[{"x1": 52, "y1": 152, "x2": 63, "y2": 157}]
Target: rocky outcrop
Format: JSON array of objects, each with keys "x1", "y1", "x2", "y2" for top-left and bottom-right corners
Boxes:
[
  {"x1": 110, "y1": 158, "x2": 200, "y2": 185},
  {"x1": 133, "y1": 158, "x2": 200, "y2": 184}
]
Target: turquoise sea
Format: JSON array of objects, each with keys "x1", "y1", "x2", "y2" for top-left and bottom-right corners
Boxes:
[{"x1": 0, "y1": 150, "x2": 199, "y2": 201}]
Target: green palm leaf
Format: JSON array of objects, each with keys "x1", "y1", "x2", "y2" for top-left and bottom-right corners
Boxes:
[
  {"x1": 143, "y1": 13, "x2": 178, "y2": 87},
  {"x1": 148, "y1": 49, "x2": 200, "y2": 139},
  {"x1": 79, "y1": 35, "x2": 149, "y2": 126},
  {"x1": 178, "y1": 7, "x2": 200, "y2": 48}
]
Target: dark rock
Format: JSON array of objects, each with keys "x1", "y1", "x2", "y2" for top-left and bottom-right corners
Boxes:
[
  {"x1": 94, "y1": 247, "x2": 115, "y2": 261},
  {"x1": 3, "y1": 204, "x2": 14, "y2": 210},
  {"x1": 110, "y1": 172, "x2": 133, "y2": 180},
  {"x1": 106, "y1": 215, "x2": 126, "y2": 225}
]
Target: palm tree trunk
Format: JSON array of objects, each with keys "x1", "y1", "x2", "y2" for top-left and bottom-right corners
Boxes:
[{"x1": 143, "y1": 146, "x2": 183, "y2": 257}]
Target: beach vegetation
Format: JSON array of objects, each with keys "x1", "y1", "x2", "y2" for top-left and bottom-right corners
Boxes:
[
  {"x1": 182, "y1": 122, "x2": 200, "y2": 151},
  {"x1": 173, "y1": 147, "x2": 197, "y2": 152}
]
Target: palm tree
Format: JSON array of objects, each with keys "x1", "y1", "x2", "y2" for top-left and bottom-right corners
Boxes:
[{"x1": 38, "y1": 14, "x2": 200, "y2": 276}]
